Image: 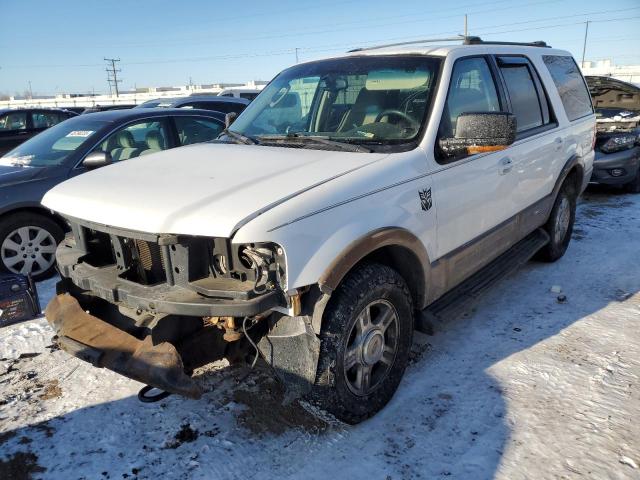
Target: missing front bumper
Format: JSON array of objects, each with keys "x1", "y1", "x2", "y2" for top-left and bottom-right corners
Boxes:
[{"x1": 45, "y1": 293, "x2": 202, "y2": 399}]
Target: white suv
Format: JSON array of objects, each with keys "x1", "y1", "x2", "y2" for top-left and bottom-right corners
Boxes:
[{"x1": 43, "y1": 37, "x2": 595, "y2": 423}]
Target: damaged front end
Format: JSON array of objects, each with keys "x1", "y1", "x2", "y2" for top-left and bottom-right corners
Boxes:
[{"x1": 46, "y1": 218, "x2": 320, "y2": 399}]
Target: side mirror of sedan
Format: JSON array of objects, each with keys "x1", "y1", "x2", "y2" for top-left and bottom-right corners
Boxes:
[
  {"x1": 439, "y1": 112, "x2": 517, "y2": 157},
  {"x1": 82, "y1": 151, "x2": 112, "y2": 170}
]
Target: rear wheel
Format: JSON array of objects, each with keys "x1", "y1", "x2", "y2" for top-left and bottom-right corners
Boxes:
[
  {"x1": 536, "y1": 178, "x2": 577, "y2": 262},
  {"x1": 310, "y1": 263, "x2": 414, "y2": 424},
  {"x1": 0, "y1": 213, "x2": 63, "y2": 280}
]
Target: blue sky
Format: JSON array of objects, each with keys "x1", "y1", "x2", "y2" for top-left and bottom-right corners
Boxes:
[{"x1": 1, "y1": 0, "x2": 639, "y2": 95}]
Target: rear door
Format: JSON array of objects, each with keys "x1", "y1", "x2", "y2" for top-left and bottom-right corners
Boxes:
[
  {"x1": 431, "y1": 56, "x2": 519, "y2": 288},
  {"x1": 494, "y1": 56, "x2": 561, "y2": 217}
]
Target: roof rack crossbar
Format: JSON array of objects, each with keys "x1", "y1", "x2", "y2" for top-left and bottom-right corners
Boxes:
[
  {"x1": 347, "y1": 35, "x2": 550, "y2": 53},
  {"x1": 463, "y1": 37, "x2": 550, "y2": 48}
]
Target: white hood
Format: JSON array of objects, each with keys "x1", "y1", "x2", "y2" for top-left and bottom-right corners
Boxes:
[{"x1": 43, "y1": 143, "x2": 385, "y2": 237}]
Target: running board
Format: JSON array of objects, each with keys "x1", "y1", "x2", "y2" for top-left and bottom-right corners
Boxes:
[{"x1": 416, "y1": 228, "x2": 549, "y2": 333}]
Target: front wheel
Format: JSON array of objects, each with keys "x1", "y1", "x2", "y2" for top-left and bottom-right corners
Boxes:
[
  {"x1": 310, "y1": 263, "x2": 414, "y2": 424},
  {"x1": 536, "y1": 178, "x2": 577, "y2": 262},
  {"x1": 0, "y1": 213, "x2": 63, "y2": 280}
]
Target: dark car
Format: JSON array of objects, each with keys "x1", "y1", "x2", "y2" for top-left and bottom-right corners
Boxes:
[
  {"x1": 0, "y1": 108, "x2": 77, "y2": 156},
  {"x1": 586, "y1": 76, "x2": 640, "y2": 192},
  {"x1": 135, "y1": 95, "x2": 249, "y2": 115},
  {"x1": 0, "y1": 108, "x2": 225, "y2": 279},
  {"x1": 82, "y1": 104, "x2": 137, "y2": 114}
]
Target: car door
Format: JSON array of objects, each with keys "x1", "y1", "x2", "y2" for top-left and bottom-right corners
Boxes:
[
  {"x1": 0, "y1": 111, "x2": 30, "y2": 155},
  {"x1": 431, "y1": 56, "x2": 520, "y2": 289},
  {"x1": 494, "y1": 56, "x2": 560, "y2": 220}
]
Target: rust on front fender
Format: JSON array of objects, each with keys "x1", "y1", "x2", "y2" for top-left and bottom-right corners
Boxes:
[{"x1": 45, "y1": 294, "x2": 202, "y2": 399}]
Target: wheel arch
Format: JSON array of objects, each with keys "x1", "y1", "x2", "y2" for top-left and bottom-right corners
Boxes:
[
  {"x1": 317, "y1": 227, "x2": 431, "y2": 310},
  {"x1": 0, "y1": 205, "x2": 69, "y2": 234}
]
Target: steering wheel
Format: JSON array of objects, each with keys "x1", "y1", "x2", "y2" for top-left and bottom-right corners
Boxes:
[{"x1": 374, "y1": 109, "x2": 417, "y2": 128}]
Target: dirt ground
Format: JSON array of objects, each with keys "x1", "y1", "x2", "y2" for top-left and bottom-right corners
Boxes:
[{"x1": 1, "y1": 186, "x2": 639, "y2": 480}]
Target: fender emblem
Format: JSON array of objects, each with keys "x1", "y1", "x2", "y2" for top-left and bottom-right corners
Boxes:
[{"x1": 419, "y1": 188, "x2": 432, "y2": 211}]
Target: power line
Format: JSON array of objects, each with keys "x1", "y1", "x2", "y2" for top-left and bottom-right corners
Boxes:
[
  {"x1": 104, "y1": 57, "x2": 122, "y2": 97},
  {"x1": 2, "y1": 10, "x2": 639, "y2": 70}
]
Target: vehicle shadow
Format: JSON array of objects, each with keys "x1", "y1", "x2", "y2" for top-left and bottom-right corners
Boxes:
[{"x1": 1, "y1": 190, "x2": 639, "y2": 480}]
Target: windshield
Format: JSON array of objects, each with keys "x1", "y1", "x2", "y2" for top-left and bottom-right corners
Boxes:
[
  {"x1": 229, "y1": 55, "x2": 440, "y2": 151},
  {"x1": 1, "y1": 118, "x2": 107, "y2": 167}
]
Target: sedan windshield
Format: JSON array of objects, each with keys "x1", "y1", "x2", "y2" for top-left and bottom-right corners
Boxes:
[
  {"x1": 229, "y1": 55, "x2": 441, "y2": 151},
  {"x1": 1, "y1": 118, "x2": 107, "y2": 167}
]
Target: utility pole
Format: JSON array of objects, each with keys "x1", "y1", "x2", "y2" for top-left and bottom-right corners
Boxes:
[
  {"x1": 104, "y1": 57, "x2": 122, "y2": 97},
  {"x1": 295, "y1": 48, "x2": 300, "y2": 64},
  {"x1": 27, "y1": 80, "x2": 33, "y2": 99},
  {"x1": 464, "y1": 14, "x2": 468, "y2": 38},
  {"x1": 581, "y1": 21, "x2": 590, "y2": 68}
]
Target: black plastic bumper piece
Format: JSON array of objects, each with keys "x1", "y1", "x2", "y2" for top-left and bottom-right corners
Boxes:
[{"x1": 57, "y1": 261, "x2": 282, "y2": 318}]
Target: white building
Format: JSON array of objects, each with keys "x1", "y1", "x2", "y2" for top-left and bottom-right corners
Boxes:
[
  {"x1": 0, "y1": 80, "x2": 267, "y2": 109},
  {"x1": 580, "y1": 59, "x2": 640, "y2": 84}
]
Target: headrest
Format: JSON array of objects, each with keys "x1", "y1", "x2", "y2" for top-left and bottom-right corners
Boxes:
[
  {"x1": 145, "y1": 130, "x2": 164, "y2": 150},
  {"x1": 117, "y1": 130, "x2": 136, "y2": 148}
]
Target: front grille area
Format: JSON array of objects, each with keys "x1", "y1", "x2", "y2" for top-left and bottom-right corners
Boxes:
[
  {"x1": 77, "y1": 227, "x2": 168, "y2": 286},
  {"x1": 132, "y1": 239, "x2": 166, "y2": 285}
]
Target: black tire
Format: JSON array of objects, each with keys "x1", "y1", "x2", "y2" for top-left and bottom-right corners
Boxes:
[
  {"x1": 536, "y1": 178, "x2": 577, "y2": 262},
  {"x1": 310, "y1": 263, "x2": 414, "y2": 424},
  {"x1": 624, "y1": 167, "x2": 640, "y2": 194},
  {"x1": 0, "y1": 212, "x2": 64, "y2": 280}
]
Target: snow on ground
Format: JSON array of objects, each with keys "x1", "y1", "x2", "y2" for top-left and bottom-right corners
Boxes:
[{"x1": 1, "y1": 186, "x2": 639, "y2": 480}]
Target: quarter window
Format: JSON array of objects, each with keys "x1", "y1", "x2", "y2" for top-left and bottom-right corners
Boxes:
[
  {"x1": 441, "y1": 57, "x2": 501, "y2": 138},
  {"x1": 543, "y1": 55, "x2": 593, "y2": 121}
]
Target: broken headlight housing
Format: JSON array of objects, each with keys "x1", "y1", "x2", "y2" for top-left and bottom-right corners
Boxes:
[{"x1": 600, "y1": 134, "x2": 637, "y2": 153}]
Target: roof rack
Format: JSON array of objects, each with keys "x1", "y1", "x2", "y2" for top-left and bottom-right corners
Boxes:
[
  {"x1": 464, "y1": 37, "x2": 550, "y2": 48},
  {"x1": 348, "y1": 35, "x2": 550, "y2": 53},
  {"x1": 348, "y1": 36, "x2": 466, "y2": 52}
]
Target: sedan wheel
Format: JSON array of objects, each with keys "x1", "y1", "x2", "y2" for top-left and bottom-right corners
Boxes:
[{"x1": 1, "y1": 226, "x2": 58, "y2": 276}]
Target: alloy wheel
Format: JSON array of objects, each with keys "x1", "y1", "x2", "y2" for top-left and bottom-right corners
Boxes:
[{"x1": 343, "y1": 299, "x2": 399, "y2": 396}]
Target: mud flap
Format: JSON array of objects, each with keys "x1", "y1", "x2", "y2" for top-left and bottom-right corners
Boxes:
[
  {"x1": 257, "y1": 315, "x2": 320, "y2": 400},
  {"x1": 45, "y1": 294, "x2": 202, "y2": 399}
]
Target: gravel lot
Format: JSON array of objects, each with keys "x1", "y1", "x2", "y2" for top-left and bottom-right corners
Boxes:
[{"x1": 1, "y1": 186, "x2": 639, "y2": 480}]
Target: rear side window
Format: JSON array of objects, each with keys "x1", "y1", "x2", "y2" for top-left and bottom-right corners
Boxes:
[
  {"x1": 498, "y1": 58, "x2": 546, "y2": 132},
  {"x1": 543, "y1": 55, "x2": 593, "y2": 121},
  {"x1": 174, "y1": 116, "x2": 223, "y2": 145},
  {"x1": 32, "y1": 111, "x2": 64, "y2": 129}
]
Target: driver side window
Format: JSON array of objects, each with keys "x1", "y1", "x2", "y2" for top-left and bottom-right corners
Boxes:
[
  {"x1": 93, "y1": 120, "x2": 169, "y2": 162},
  {"x1": 441, "y1": 57, "x2": 501, "y2": 139}
]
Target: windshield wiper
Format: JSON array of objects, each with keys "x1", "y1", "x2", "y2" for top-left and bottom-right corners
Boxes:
[
  {"x1": 221, "y1": 129, "x2": 259, "y2": 145},
  {"x1": 257, "y1": 133, "x2": 371, "y2": 153}
]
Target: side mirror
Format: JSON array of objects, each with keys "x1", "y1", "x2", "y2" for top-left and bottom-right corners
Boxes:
[
  {"x1": 439, "y1": 112, "x2": 517, "y2": 157},
  {"x1": 82, "y1": 151, "x2": 112, "y2": 170},
  {"x1": 225, "y1": 112, "x2": 237, "y2": 128}
]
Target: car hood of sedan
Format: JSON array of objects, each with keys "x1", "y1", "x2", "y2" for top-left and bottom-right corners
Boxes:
[{"x1": 42, "y1": 143, "x2": 386, "y2": 237}]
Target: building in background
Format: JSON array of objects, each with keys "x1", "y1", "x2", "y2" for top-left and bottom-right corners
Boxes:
[
  {"x1": 0, "y1": 80, "x2": 267, "y2": 109},
  {"x1": 581, "y1": 59, "x2": 640, "y2": 84}
]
